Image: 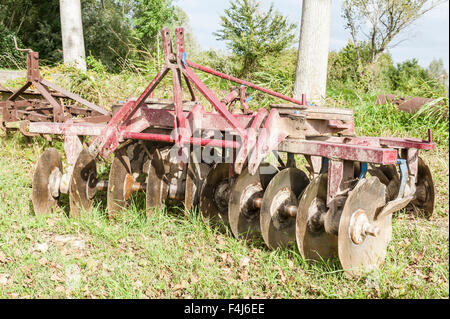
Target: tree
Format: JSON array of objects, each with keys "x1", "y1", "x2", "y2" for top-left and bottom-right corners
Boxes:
[
  {"x1": 132, "y1": 0, "x2": 180, "y2": 51},
  {"x1": 342, "y1": 0, "x2": 447, "y2": 65},
  {"x1": 427, "y1": 58, "x2": 449, "y2": 86},
  {"x1": 0, "y1": 0, "x2": 63, "y2": 62},
  {"x1": 82, "y1": 0, "x2": 135, "y2": 71},
  {"x1": 0, "y1": 0, "x2": 188, "y2": 72},
  {"x1": 293, "y1": 0, "x2": 332, "y2": 104},
  {"x1": 60, "y1": 0, "x2": 86, "y2": 71},
  {"x1": 214, "y1": 0, "x2": 296, "y2": 77}
]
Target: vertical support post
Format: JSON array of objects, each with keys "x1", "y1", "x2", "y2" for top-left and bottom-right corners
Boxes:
[{"x1": 327, "y1": 159, "x2": 354, "y2": 206}]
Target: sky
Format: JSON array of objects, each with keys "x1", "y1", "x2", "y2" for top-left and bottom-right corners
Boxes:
[{"x1": 175, "y1": 0, "x2": 449, "y2": 71}]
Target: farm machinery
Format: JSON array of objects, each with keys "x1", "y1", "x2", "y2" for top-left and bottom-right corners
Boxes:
[
  {"x1": 4, "y1": 28, "x2": 436, "y2": 277},
  {"x1": 0, "y1": 38, "x2": 111, "y2": 135}
]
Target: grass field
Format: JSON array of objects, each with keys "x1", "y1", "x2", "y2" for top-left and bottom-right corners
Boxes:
[{"x1": 0, "y1": 74, "x2": 448, "y2": 298}]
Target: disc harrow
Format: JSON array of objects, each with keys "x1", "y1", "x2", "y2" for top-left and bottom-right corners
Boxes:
[
  {"x1": 20, "y1": 28, "x2": 437, "y2": 277},
  {"x1": 0, "y1": 38, "x2": 111, "y2": 134}
]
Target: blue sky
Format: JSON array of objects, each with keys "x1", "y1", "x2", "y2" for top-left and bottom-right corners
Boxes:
[{"x1": 176, "y1": 0, "x2": 449, "y2": 71}]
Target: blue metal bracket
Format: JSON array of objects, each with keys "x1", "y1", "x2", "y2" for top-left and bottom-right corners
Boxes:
[
  {"x1": 320, "y1": 158, "x2": 329, "y2": 174},
  {"x1": 358, "y1": 162, "x2": 368, "y2": 179},
  {"x1": 181, "y1": 52, "x2": 187, "y2": 65},
  {"x1": 397, "y1": 159, "x2": 408, "y2": 199}
]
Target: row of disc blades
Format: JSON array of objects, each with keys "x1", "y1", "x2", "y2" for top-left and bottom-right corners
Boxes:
[
  {"x1": 199, "y1": 163, "x2": 391, "y2": 277},
  {"x1": 197, "y1": 158, "x2": 434, "y2": 276},
  {"x1": 31, "y1": 143, "x2": 435, "y2": 276}
]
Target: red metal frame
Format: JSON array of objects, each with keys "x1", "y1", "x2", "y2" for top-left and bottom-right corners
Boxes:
[
  {"x1": 0, "y1": 40, "x2": 109, "y2": 127},
  {"x1": 23, "y1": 27, "x2": 435, "y2": 210}
]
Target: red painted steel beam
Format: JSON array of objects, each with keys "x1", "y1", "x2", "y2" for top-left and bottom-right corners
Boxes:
[
  {"x1": 372, "y1": 137, "x2": 436, "y2": 150},
  {"x1": 182, "y1": 65, "x2": 248, "y2": 138},
  {"x1": 277, "y1": 139, "x2": 398, "y2": 165},
  {"x1": 122, "y1": 132, "x2": 240, "y2": 149},
  {"x1": 307, "y1": 136, "x2": 436, "y2": 150},
  {"x1": 186, "y1": 60, "x2": 306, "y2": 106},
  {"x1": 29, "y1": 122, "x2": 105, "y2": 136}
]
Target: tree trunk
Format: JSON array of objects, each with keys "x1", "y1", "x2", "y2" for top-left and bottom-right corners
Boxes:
[
  {"x1": 293, "y1": 0, "x2": 332, "y2": 105},
  {"x1": 60, "y1": 0, "x2": 86, "y2": 71}
]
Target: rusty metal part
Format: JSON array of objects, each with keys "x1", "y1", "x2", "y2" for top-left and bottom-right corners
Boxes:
[
  {"x1": 69, "y1": 149, "x2": 97, "y2": 218},
  {"x1": 260, "y1": 168, "x2": 309, "y2": 249},
  {"x1": 338, "y1": 177, "x2": 390, "y2": 277},
  {"x1": 32, "y1": 148, "x2": 63, "y2": 215},
  {"x1": 106, "y1": 142, "x2": 149, "y2": 218},
  {"x1": 107, "y1": 147, "x2": 132, "y2": 219},
  {"x1": 375, "y1": 94, "x2": 442, "y2": 115},
  {"x1": 199, "y1": 163, "x2": 233, "y2": 226},
  {"x1": 0, "y1": 42, "x2": 110, "y2": 130},
  {"x1": 368, "y1": 164, "x2": 400, "y2": 202},
  {"x1": 146, "y1": 147, "x2": 169, "y2": 215},
  {"x1": 185, "y1": 151, "x2": 212, "y2": 210},
  {"x1": 19, "y1": 120, "x2": 39, "y2": 137},
  {"x1": 407, "y1": 157, "x2": 435, "y2": 218},
  {"x1": 228, "y1": 164, "x2": 277, "y2": 240},
  {"x1": 296, "y1": 173, "x2": 339, "y2": 261}
]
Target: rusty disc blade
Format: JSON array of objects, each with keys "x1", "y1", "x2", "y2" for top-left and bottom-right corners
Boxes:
[
  {"x1": 228, "y1": 163, "x2": 277, "y2": 240},
  {"x1": 407, "y1": 157, "x2": 435, "y2": 218},
  {"x1": 199, "y1": 163, "x2": 232, "y2": 226},
  {"x1": 146, "y1": 147, "x2": 169, "y2": 216},
  {"x1": 368, "y1": 164, "x2": 399, "y2": 201},
  {"x1": 107, "y1": 146, "x2": 132, "y2": 219},
  {"x1": 32, "y1": 148, "x2": 63, "y2": 215},
  {"x1": 296, "y1": 173, "x2": 339, "y2": 261},
  {"x1": 338, "y1": 177, "x2": 390, "y2": 277},
  {"x1": 69, "y1": 148, "x2": 97, "y2": 218},
  {"x1": 185, "y1": 151, "x2": 212, "y2": 211},
  {"x1": 261, "y1": 168, "x2": 309, "y2": 249}
]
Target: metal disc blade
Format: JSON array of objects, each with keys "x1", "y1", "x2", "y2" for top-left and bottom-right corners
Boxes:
[
  {"x1": 296, "y1": 173, "x2": 338, "y2": 261},
  {"x1": 368, "y1": 164, "x2": 399, "y2": 201},
  {"x1": 261, "y1": 168, "x2": 309, "y2": 249},
  {"x1": 407, "y1": 157, "x2": 435, "y2": 218},
  {"x1": 185, "y1": 151, "x2": 212, "y2": 210},
  {"x1": 228, "y1": 164, "x2": 277, "y2": 240},
  {"x1": 69, "y1": 148, "x2": 97, "y2": 218},
  {"x1": 107, "y1": 147, "x2": 132, "y2": 219},
  {"x1": 199, "y1": 163, "x2": 232, "y2": 226},
  {"x1": 32, "y1": 148, "x2": 62, "y2": 215},
  {"x1": 338, "y1": 177, "x2": 390, "y2": 277},
  {"x1": 146, "y1": 147, "x2": 169, "y2": 216}
]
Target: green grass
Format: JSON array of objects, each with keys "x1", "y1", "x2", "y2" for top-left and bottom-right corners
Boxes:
[
  {"x1": 0, "y1": 122, "x2": 448, "y2": 298},
  {"x1": 0, "y1": 63, "x2": 448, "y2": 298}
]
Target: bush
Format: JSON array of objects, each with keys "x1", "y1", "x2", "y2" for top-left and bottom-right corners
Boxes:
[
  {"x1": 386, "y1": 59, "x2": 444, "y2": 97},
  {"x1": 0, "y1": 25, "x2": 26, "y2": 69},
  {"x1": 327, "y1": 41, "x2": 393, "y2": 92}
]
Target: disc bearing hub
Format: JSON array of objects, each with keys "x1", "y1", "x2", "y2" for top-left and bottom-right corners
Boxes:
[{"x1": 349, "y1": 209, "x2": 380, "y2": 245}]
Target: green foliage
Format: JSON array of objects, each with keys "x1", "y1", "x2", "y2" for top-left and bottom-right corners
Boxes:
[
  {"x1": 387, "y1": 59, "x2": 447, "y2": 98},
  {"x1": 427, "y1": 58, "x2": 448, "y2": 84},
  {"x1": 0, "y1": 0, "x2": 62, "y2": 63},
  {"x1": 0, "y1": 24, "x2": 25, "y2": 69},
  {"x1": 0, "y1": 0, "x2": 188, "y2": 72},
  {"x1": 327, "y1": 88, "x2": 448, "y2": 146},
  {"x1": 81, "y1": 0, "x2": 135, "y2": 72},
  {"x1": 327, "y1": 41, "x2": 393, "y2": 91},
  {"x1": 214, "y1": 0, "x2": 296, "y2": 77},
  {"x1": 388, "y1": 59, "x2": 429, "y2": 92},
  {"x1": 132, "y1": 0, "x2": 179, "y2": 50}
]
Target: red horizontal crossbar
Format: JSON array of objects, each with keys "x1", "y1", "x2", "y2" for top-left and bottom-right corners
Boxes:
[
  {"x1": 186, "y1": 60, "x2": 306, "y2": 106},
  {"x1": 278, "y1": 139, "x2": 399, "y2": 165},
  {"x1": 122, "y1": 132, "x2": 240, "y2": 149}
]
